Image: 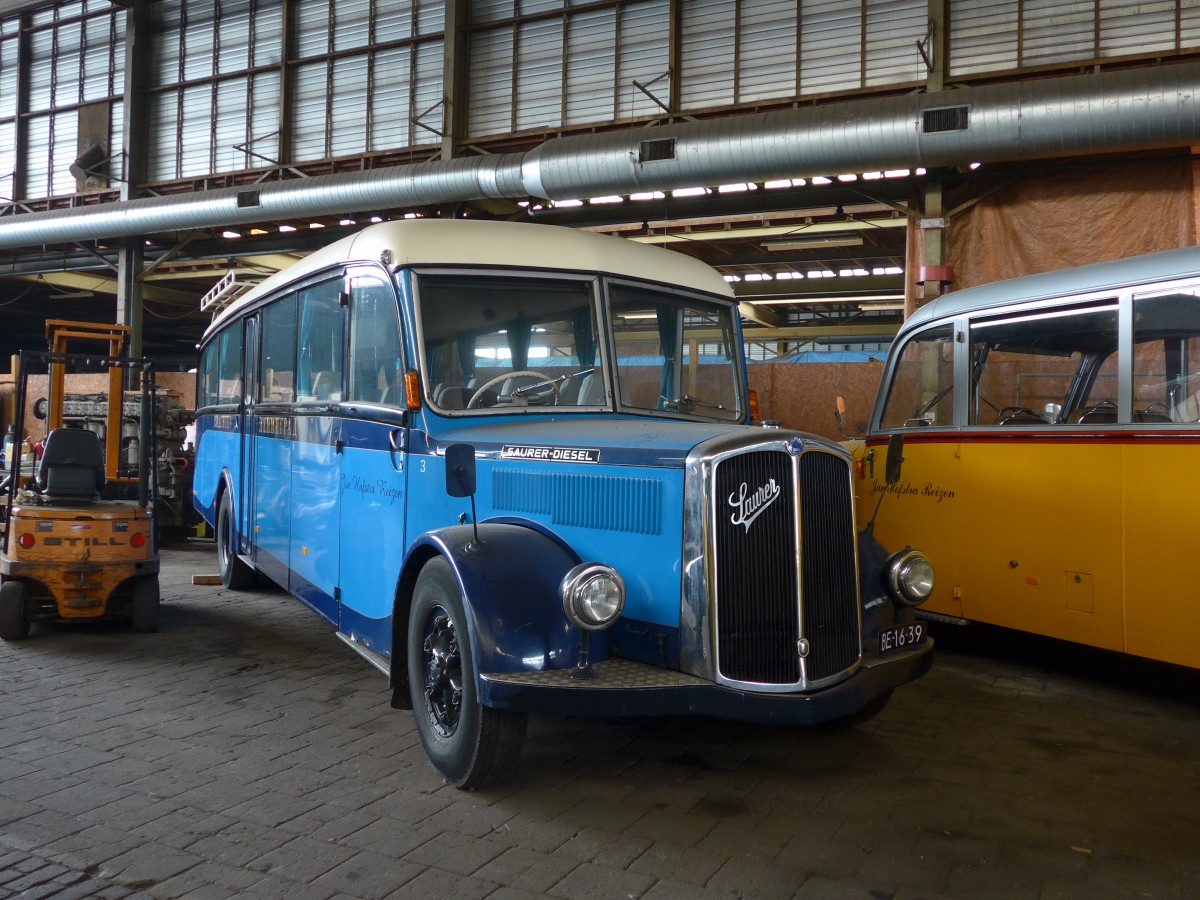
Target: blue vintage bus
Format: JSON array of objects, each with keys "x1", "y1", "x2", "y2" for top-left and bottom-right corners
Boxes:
[{"x1": 192, "y1": 219, "x2": 934, "y2": 788}]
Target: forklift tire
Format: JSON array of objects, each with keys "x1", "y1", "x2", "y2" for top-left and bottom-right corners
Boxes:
[
  {"x1": 217, "y1": 491, "x2": 254, "y2": 590},
  {"x1": 0, "y1": 580, "x2": 31, "y2": 641},
  {"x1": 131, "y1": 576, "x2": 160, "y2": 633}
]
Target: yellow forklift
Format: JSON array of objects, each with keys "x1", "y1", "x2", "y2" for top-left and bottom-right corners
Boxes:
[{"x1": 0, "y1": 321, "x2": 160, "y2": 640}]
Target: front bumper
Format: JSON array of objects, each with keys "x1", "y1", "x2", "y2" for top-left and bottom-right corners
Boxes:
[{"x1": 479, "y1": 640, "x2": 933, "y2": 725}]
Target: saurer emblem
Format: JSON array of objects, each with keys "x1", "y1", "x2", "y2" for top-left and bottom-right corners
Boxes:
[{"x1": 728, "y1": 478, "x2": 781, "y2": 532}]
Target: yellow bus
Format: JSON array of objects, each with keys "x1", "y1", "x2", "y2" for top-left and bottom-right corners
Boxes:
[{"x1": 855, "y1": 244, "x2": 1200, "y2": 669}]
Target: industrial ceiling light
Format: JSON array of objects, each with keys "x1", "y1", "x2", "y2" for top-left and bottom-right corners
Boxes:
[{"x1": 761, "y1": 232, "x2": 864, "y2": 251}]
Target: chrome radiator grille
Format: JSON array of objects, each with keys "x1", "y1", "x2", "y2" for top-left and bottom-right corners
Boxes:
[{"x1": 713, "y1": 448, "x2": 859, "y2": 686}]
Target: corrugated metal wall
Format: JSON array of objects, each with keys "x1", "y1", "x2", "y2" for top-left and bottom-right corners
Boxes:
[
  {"x1": 949, "y1": 0, "x2": 1200, "y2": 76},
  {"x1": 10, "y1": 1, "x2": 123, "y2": 198},
  {"x1": 152, "y1": 0, "x2": 284, "y2": 180},
  {"x1": 1, "y1": 0, "x2": 1199, "y2": 203},
  {"x1": 469, "y1": 0, "x2": 928, "y2": 138},
  {"x1": 150, "y1": 0, "x2": 443, "y2": 179},
  {"x1": 0, "y1": 18, "x2": 19, "y2": 201}
]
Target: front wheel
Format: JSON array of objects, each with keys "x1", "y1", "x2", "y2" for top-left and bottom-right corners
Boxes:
[
  {"x1": 0, "y1": 579, "x2": 31, "y2": 641},
  {"x1": 407, "y1": 557, "x2": 527, "y2": 789},
  {"x1": 131, "y1": 576, "x2": 160, "y2": 633},
  {"x1": 217, "y1": 491, "x2": 254, "y2": 590}
]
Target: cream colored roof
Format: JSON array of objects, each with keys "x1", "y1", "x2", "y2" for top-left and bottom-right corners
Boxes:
[{"x1": 207, "y1": 219, "x2": 732, "y2": 337}]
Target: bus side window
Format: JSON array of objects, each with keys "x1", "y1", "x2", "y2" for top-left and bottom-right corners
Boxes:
[
  {"x1": 349, "y1": 274, "x2": 403, "y2": 405},
  {"x1": 296, "y1": 279, "x2": 344, "y2": 402},
  {"x1": 970, "y1": 303, "x2": 1117, "y2": 426},
  {"x1": 879, "y1": 324, "x2": 955, "y2": 429},
  {"x1": 216, "y1": 325, "x2": 243, "y2": 405},
  {"x1": 198, "y1": 341, "x2": 219, "y2": 408},
  {"x1": 1133, "y1": 285, "x2": 1200, "y2": 423},
  {"x1": 260, "y1": 294, "x2": 298, "y2": 403}
]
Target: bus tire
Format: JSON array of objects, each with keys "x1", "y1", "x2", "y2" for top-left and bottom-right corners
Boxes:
[
  {"x1": 217, "y1": 491, "x2": 254, "y2": 590},
  {"x1": 0, "y1": 579, "x2": 31, "y2": 641},
  {"x1": 407, "y1": 557, "x2": 527, "y2": 789},
  {"x1": 131, "y1": 576, "x2": 160, "y2": 633}
]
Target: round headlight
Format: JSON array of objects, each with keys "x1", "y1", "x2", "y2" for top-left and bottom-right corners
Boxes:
[
  {"x1": 561, "y1": 563, "x2": 626, "y2": 632},
  {"x1": 886, "y1": 549, "x2": 935, "y2": 607}
]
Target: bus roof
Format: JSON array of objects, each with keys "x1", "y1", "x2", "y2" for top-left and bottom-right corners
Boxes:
[
  {"x1": 904, "y1": 243, "x2": 1200, "y2": 334},
  {"x1": 206, "y1": 219, "x2": 732, "y2": 337}
]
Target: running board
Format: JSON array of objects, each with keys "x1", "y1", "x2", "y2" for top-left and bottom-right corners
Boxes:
[{"x1": 336, "y1": 631, "x2": 390, "y2": 677}]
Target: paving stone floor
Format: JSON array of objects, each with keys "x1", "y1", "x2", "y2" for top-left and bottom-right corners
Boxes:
[{"x1": 1, "y1": 540, "x2": 1198, "y2": 899}]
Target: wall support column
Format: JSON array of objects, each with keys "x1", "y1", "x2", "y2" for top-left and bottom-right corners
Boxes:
[{"x1": 116, "y1": 0, "x2": 151, "y2": 356}]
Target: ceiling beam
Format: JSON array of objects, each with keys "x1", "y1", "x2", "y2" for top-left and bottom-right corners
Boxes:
[{"x1": 738, "y1": 302, "x2": 784, "y2": 328}]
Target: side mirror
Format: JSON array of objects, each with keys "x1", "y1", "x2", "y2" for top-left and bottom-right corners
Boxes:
[
  {"x1": 834, "y1": 395, "x2": 849, "y2": 435},
  {"x1": 885, "y1": 433, "x2": 905, "y2": 485},
  {"x1": 444, "y1": 443, "x2": 476, "y2": 498}
]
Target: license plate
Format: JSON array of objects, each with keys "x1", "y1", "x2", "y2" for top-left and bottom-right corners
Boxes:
[{"x1": 879, "y1": 622, "x2": 926, "y2": 655}]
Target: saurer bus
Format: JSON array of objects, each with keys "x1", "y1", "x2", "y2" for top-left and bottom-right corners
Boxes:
[
  {"x1": 193, "y1": 219, "x2": 935, "y2": 788},
  {"x1": 856, "y1": 244, "x2": 1200, "y2": 670}
]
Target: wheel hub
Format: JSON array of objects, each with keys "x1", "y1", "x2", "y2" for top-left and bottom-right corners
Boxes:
[{"x1": 422, "y1": 611, "x2": 462, "y2": 737}]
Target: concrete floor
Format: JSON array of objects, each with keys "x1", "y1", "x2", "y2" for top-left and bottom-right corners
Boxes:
[{"x1": 1, "y1": 540, "x2": 1198, "y2": 899}]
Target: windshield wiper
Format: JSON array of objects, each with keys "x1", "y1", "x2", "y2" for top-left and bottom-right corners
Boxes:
[
  {"x1": 511, "y1": 367, "x2": 595, "y2": 398},
  {"x1": 661, "y1": 393, "x2": 728, "y2": 413}
]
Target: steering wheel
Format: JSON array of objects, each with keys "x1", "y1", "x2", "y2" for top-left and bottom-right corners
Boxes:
[{"x1": 467, "y1": 371, "x2": 558, "y2": 408}]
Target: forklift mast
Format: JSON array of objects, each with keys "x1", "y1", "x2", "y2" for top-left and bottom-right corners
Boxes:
[{"x1": 44, "y1": 320, "x2": 135, "y2": 484}]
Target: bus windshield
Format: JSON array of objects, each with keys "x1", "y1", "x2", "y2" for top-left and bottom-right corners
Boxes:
[{"x1": 414, "y1": 271, "x2": 743, "y2": 421}]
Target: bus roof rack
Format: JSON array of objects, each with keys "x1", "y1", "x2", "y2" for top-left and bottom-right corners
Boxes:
[{"x1": 200, "y1": 271, "x2": 259, "y2": 316}]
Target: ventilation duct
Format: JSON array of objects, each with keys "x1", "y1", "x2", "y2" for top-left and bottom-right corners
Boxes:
[{"x1": 0, "y1": 63, "x2": 1196, "y2": 252}]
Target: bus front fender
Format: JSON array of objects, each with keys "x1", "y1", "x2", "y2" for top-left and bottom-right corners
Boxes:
[{"x1": 399, "y1": 523, "x2": 590, "y2": 682}]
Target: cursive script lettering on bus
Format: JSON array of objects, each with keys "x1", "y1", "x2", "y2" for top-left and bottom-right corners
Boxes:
[
  {"x1": 870, "y1": 479, "x2": 955, "y2": 503},
  {"x1": 728, "y1": 478, "x2": 780, "y2": 531}
]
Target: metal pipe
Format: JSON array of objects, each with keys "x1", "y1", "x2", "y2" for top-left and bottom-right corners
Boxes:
[{"x1": 0, "y1": 63, "x2": 1196, "y2": 252}]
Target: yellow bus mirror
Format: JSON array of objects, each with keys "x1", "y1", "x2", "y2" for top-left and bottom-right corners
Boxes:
[{"x1": 835, "y1": 395, "x2": 848, "y2": 434}]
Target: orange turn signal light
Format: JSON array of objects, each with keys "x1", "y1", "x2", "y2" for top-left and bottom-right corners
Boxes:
[{"x1": 404, "y1": 370, "x2": 422, "y2": 411}]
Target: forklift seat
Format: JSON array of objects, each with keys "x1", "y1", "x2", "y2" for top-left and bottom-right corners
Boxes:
[{"x1": 37, "y1": 428, "x2": 105, "y2": 501}]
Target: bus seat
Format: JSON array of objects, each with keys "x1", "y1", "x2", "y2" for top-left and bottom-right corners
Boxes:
[
  {"x1": 577, "y1": 374, "x2": 606, "y2": 405},
  {"x1": 435, "y1": 385, "x2": 466, "y2": 409},
  {"x1": 37, "y1": 428, "x2": 105, "y2": 501},
  {"x1": 311, "y1": 370, "x2": 335, "y2": 399},
  {"x1": 998, "y1": 412, "x2": 1045, "y2": 425},
  {"x1": 1135, "y1": 410, "x2": 1173, "y2": 424},
  {"x1": 1173, "y1": 393, "x2": 1200, "y2": 422},
  {"x1": 1078, "y1": 410, "x2": 1118, "y2": 424},
  {"x1": 558, "y1": 375, "x2": 583, "y2": 405}
]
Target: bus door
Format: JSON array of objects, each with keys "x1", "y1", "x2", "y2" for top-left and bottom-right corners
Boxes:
[
  {"x1": 958, "y1": 301, "x2": 1124, "y2": 651},
  {"x1": 869, "y1": 322, "x2": 964, "y2": 619},
  {"x1": 335, "y1": 269, "x2": 410, "y2": 654},
  {"x1": 288, "y1": 278, "x2": 346, "y2": 625},
  {"x1": 252, "y1": 293, "x2": 298, "y2": 587},
  {"x1": 239, "y1": 314, "x2": 259, "y2": 570}
]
